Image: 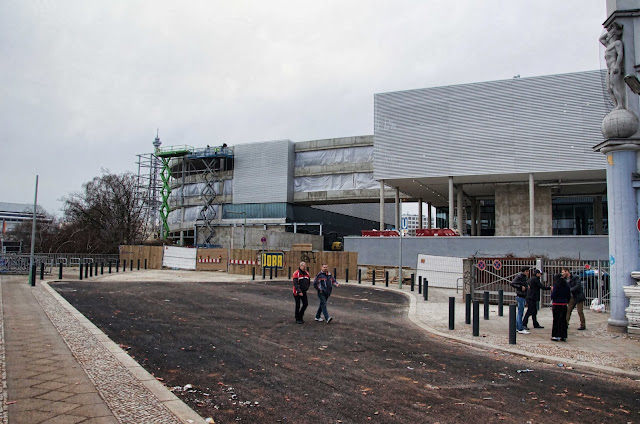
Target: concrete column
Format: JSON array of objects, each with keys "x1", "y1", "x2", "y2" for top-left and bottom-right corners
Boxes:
[
  {"x1": 448, "y1": 177, "x2": 454, "y2": 229},
  {"x1": 379, "y1": 180, "x2": 385, "y2": 230},
  {"x1": 529, "y1": 173, "x2": 535, "y2": 236},
  {"x1": 457, "y1": 186, "x2": 463, "y2": 235},
  {"x1": 395, "y1": 187, "x2": 400, "y2": 231},
  {"x1": 603, "y1": 148, "x2": 640, "y2": 329},
  {"x1": 593, "y1": 195, "x2": 603, "y2": 235},
  {"x1": 418, "y1": 199, "x2": 423, "y2": 229},
  {"x1": 476, "y1": 202, "x2": 482, "y2": 235},
  {"x1": 427, "y1": 202, "x2": 432, "y2": 229},
  {"x1": 471, "y1": 198, "x2": 477, "y2": 236}
]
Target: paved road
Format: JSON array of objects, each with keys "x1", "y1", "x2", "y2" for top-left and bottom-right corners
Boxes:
[{"x1": 53, "y1": 279, "x2": 640, "y2": 424}]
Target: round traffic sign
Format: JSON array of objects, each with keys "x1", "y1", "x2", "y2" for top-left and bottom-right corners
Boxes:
[
  {"x1": 492, "y1": 259, "x2": 502, "y2": 270},
  {"x1": 637, "y1": 217, "x2": 640, "y2": 232},
  {"x1": 261, "y1": 236, "x2": 267, "y2": 243},
  {"x1": 477, "y1": 260, "x2": 486, "y2": 271}
]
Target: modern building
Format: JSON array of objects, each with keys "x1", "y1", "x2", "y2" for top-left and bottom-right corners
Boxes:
[{"x1": 0, "y1": 202, "x2": 49, "y2": 253}]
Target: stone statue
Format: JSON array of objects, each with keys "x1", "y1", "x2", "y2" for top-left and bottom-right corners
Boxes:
[{"x1": 600, "y1": 22, "x2": 625, "y2": 110}]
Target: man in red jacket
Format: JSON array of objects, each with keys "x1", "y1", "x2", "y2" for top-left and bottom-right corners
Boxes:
[{"x1": 292, "y1": 261, "x2": 311, "y2": 324}]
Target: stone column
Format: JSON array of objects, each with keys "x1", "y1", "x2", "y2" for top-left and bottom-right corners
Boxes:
[
  {"x1": 418, "y1": 199, "x2": 423, "y2": 230},
  {"x1": 395, "y1": 187, "x2": 400, "y2": 231},
  {"x1": 427, "y1": 202, "x2": 433, "y2": 229},
  {"x1": 457, "y1": 187, "x2": 463, "y2": 235},
  {"x1": 471, "y1": 198, "x2": 477, "y2": 236},
  {"x1": 448, "y1": 177, "x2": 454, "y2": 230},
  {"x1": 379, "y1": 180, "x2": 385, "y2": 230},
  {"x1": 529, "y1": 173, "x2": 535, "y2": 236}
]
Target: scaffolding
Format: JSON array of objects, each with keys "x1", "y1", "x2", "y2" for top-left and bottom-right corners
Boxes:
[
  {"x1": 135, "y1": 152, "x2": 163, "y2": 238},
  {"x1": 153, "y1": 144, "x2": 233, "y2": 243}
]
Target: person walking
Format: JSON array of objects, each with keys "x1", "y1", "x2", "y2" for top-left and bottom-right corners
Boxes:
[
  {"x1": 292, "y1": 261, "x2": 311, "y2": 324},
  {"x1": 510, "y1": 266, "x2": 530, "y2": 334},
  {"x1": 523, "y1": 269, "x2": 551, "y2": 329},
  {"x1": 313, "y1": 263, "x2": 339, "y2": 323},
  {"x1": 551, "y1": 268, "x2": 572, "y2": 341},
  {"x1": 566, "y1": 269, "x2": 586, "y2": 330}
]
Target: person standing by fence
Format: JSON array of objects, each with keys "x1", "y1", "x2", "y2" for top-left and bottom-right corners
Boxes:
[
  {"x1": 551, "y1": 268, "x2": 571, "y2": 341},
  {"x1": 510, "y1": 267, "x2": 530, "y2": 334},
  {"x1": 567, "y1": 270, "x2": 586, "y2": 330},
  {"x1": 523, "y1": 269, "x2": 551, "y2": 329}
]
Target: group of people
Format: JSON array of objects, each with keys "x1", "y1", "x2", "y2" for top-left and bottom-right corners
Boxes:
[
  {"x1": 510, "y1": 266, "x2": 586, "y2": 341},
  {"x1": 292, "y1": 262, "x2": 339, "y2": 324}
]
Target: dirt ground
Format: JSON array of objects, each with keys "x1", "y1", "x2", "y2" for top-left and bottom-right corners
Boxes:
[{"x1": 52, "y1": 279, "x2": 640, "y2": 424}]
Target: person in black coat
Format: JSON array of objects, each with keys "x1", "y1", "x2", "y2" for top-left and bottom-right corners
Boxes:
[
  {"x1": 523, "y1": 269, "x2": 551, "y2": 329},
  {"x1": 566, "y1": 271, "x2": 586, "y2": 330},
  {"x1": 551, "y1": 268, "x2": 572, "y2": 341}
]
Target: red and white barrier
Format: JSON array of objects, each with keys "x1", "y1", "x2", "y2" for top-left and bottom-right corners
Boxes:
[
  {"x1": 229, "y1": 259, "x2": 259, "y2": 265},
  {"x1": 198, "y1": 257, "x2": 221, "y2": 263}
]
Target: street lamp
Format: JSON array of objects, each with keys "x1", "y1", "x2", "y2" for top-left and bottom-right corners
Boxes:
[{"x1": 227, "y1": 211, "x2": 247, "y2": 248}]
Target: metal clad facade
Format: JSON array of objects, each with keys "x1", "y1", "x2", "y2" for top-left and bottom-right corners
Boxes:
[
  {"x1": 233, "y1": 140, "x2": 294, "y2": 204},
  {"x1": 374, "y1": 70, "x2": 609, "y2": 179}
]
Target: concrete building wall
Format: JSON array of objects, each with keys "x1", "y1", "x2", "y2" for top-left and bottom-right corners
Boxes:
[
  {"x1": 344, "y1": 235, "x2": 609, "y2": 265},
  {"x1": 495, "y1": 184, "x2": 552, "y2": 236}
]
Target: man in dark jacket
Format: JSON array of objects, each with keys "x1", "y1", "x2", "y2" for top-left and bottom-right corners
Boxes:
[
  {"x1": 510, "y1": 267, "x2": 530, "y2": 334},
  {"x1": 566, "y1": 269, "x2": 586, "y2": 330},
  {"x1": 313, "y1": 263, "x2": 339, "y2": 323},
  {"x1": 551, "y1": 268, "x2": 572, "y2": 341},
  {"x1": 292, "y1": 261, "x2": 311, "y2": 324},
  {"x1": 523, "y1": 269, "x2": 551, "y2": 329}
]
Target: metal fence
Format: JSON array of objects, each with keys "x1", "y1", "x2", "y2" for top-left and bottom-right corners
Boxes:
[
  {"x1": 0, "y1": 253, "x2": 120, "y2": 275},
  {"x1": 469, "y1": 257, "x2": 610, "y2": 311}
]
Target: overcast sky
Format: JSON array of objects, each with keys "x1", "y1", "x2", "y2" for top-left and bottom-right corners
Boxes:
[{"x1": 1, "y1": 1, "x2": 607, "y2": 215}]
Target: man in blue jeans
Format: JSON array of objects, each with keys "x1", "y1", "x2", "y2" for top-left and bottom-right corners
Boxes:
[
  {"x1": 313, "y1": 263, "x2": 339, "y2": 323},
  {"x1": 510, "y1": 266, "x2": 531, "y2": 334}
]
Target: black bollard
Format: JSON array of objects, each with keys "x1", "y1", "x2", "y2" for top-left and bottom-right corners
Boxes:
[
  {"x1": 130, "y1": 260, "x2": 133, "y2": 271},
  {"x1": 472, "y1": 300, "x2": 480, "y2": 336},
  {"x1": 449, "y1": 297, "x2": 455, "y2": 330},
  {"x1": 144, "y1": 259, "x2": 148, "y2": 269},
  {"x1": 137, "y1": 259, "x2": 140, "y2": 270},
  {"x1": 424, "y1": 279, "x2": 429, "y2": 300},
  {"x1": 275, "y1": 267, "x2": 278, "y2": 278},
  {"x1": 269, "y1": 267, "x2": 273, "y2": 280},
  {"x1": 101, "y1": 262, "x2": 104, "y2": 275},
  {"x1": 31, "y1": 264, "x2": 36, "y2": 286},
  {"x1": 410, "y1": 274, "x2": 415, "y2": 291},
  {"x1": 358, "y1": 269, "x2": 361, "y2": 284},
  {"x1": 116, "y1": 260, "x2": 120, "y2": 273},
  {"x1": 346, "y1": 268, "x2": 349, "y2": 283},
  {"x1": 59, "y1": 262, "x2": 63, "y2": 279},
  {"x1": 418, "y1": 276, "x2": 422, "y2": 294},
  {"x1": 385, "y1": 271, "x2": 389, "y2": 287},
  {"x1": 484, "y1": 291, "x2": 490, "y2": 320},
  {"x1": 85, "y1": 263, "x2": 89, "y2": 278},
  {"x1": 333, "y1": 267, "x2": 337, "y2": 279},
  {"x1": 95, "y1": 262, "x2": 99, "y2": 276},
  {"x1": 288, "y1": 266, "x2": 291, "y2": 279},
  {"x1": 262, "y1": 266, "x2": 266, "y2": 280},
  {"x1": 79, "y1": 263, "x2": 83, "y2": 280},
  {"x1": 252, "y1": 267, "x2": 255, "y2": 281},
  {"x1": 498, "y1": 289, "x2": 504, "y2": 317},
  {"x1": 509, "y1": 304, "x2": 517, "y2": 344},
  {"x1": 465, "y1": 293, "x2": 471, "y2": 324},
  {"x1": 89, "y1": 263, "x2": 93, "y2": 277},
  {"x1": 40, "y1": 263, "x2": 44, "y2": 280},
  {"x1": 372, "y1": 269, "x2": 375, "y2": 286},
  {"x1": 123, "y1": 260, "x2": 126, "y2": 273},
  {"x1": 109, "y1": 261, "x2": 112, "y2": 274}
]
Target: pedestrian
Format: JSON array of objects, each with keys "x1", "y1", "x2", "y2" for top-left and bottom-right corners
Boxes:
[
  {"x1": 510, "y1": 266, "x2": 530, "y2": 334},
  {"x1": 313, "y1": 263, "x2": 339, "y2": 323},
  {"x1": 551, "y1": 268, "x2": 572, "y2": 341},
  {"x1": 292, "y1": 261, "x2": 311, "y2": 324},
  {"x1": 523, "y1": 269, "x2": 551, "y2": 329},
  {"x1": 566, "y1": 269, "x2": 586, "y2": 330}
]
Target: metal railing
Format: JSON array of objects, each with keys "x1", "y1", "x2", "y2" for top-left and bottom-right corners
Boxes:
[{"x1": 0, "y1": 253, "x2": 120, "y2": 275}]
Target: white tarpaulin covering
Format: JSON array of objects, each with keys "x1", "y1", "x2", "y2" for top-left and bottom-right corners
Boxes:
[
  {"x1": 295, "y1": 146, "x2": 373, "y2": 167},
  {"x1": 416, "y1": 254, "x2": 463, "y2": 289},
  {"x1": 167, "y1": 205, "x2": 218, "y2": 224},
  {"x1": 294, "y1": 172, "x2": 377, "y2": 192},
  {"x1": 169, "y1": 180, "x2": 232, "y2": 200},
  {"x1": 162, "y1": 246, "x2": 197, "y2": 270}
]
